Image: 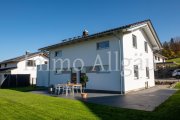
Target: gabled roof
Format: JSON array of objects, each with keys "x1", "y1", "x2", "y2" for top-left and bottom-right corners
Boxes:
[
  {"x1": 0, "y1": 67, "x2": 17, "y2": 72},
  {"x1": 154, "y1": 53, "x2": 168, "y2": 59},
  {"x1": 39, "y1": 19, "x2": 162, "y2": 51},
  {"x1": 0, "y1": 52, "x2": 48, "y2": 64}
]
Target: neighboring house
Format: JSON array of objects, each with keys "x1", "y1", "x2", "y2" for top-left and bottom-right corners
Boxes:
[
  {"x1": 39, "y1": 20, "x2": 162, "y2": 94},
  {"x1": 154, "y1": 53, "x2": 169, "y2": 70},
  {"x1": 0, "y1": 52, "x2": 48, "y2": 87},
  {"x1": 154, "y1": 53, "x2": 167, "y2": 63}
]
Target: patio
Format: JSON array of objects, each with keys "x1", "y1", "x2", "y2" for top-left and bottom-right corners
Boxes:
[{"x1": 31, "y1": 85, "x2": 177, "y2": 111}]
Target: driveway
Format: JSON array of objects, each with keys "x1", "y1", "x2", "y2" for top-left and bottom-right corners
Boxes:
[{"x1": 31, "y1": 85, "x2": 177, "y2": 111}]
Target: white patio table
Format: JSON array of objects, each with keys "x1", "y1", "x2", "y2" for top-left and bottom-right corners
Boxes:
[{"x1": 58, "y1": 83, "x2": 83, "y2": 96}]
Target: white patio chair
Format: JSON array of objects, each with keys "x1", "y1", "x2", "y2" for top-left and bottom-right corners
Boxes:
[
  {"x1": 63, "y1": 85, "x2": 72, "y2": 96},
  {"x1": 55, "y1": 84, "x2": 64, "y2": 95},
  {"x1": 74, "y1": 86, "x2": 80, "y2": 93}
]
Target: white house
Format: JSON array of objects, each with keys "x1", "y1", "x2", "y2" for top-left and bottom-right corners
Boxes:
[
  {"x1": 39, "y1": 20, "x2": 162, "y2": 94},
  {"x1": 0, "y1": 52, "x2": 48, "y2": 87},
  {"x1": 154, "y1": 53, "x2": 167, "y2": 63}
]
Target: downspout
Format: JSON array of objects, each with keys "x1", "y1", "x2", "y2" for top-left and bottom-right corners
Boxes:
[
  {"x1": 113, "y1": 32, "x2": 125, "y2": 95},
  {"x1": 48, "y1": 52, "x2": 51, "y2": 87}
]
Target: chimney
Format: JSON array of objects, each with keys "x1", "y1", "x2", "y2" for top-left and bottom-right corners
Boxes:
[{"x1": 82, "y1": 29, "x2": 88, "y2": 37}]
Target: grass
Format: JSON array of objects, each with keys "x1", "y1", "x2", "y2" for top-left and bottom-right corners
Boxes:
[
  {"x1": 7, "y1": 86, "x2": 47, "y2": 92},
  {"x1": 174, "y1": 82, "x2": 180, "y2": 89},
  {"x1": 0, "y1": 89, "x2": 180, "y2": 120},
  {"x1": 167, "y1": 57, "x2": 180, "y2": 65}
]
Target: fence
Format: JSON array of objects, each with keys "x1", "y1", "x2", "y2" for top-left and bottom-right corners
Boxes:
[
  {"x1": 1, "y1": 74, "x2": 30, "y2": 88},
  {"x1": 155, "y1": 66, "x2": 180, "y2": 79}
]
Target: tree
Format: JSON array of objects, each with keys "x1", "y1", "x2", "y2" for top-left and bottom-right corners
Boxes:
[{"x1": 161, "y1": 37, "x2": 180, "y2": 59}]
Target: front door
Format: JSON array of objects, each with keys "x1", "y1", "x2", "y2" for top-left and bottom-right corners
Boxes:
[
  {"x1": 71, "y1": 68, "x2": 86, "y2": 84},
  {"x1": 71, "y1": 73, "x2": 77, "y2": 83}
]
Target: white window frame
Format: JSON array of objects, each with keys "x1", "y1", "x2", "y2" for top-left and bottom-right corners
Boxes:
[
  {"x1": 97, "y1": 41, "x2": 109, "y2": 50},
  {"x1": 26, "y1": 60, "x2": 36, "y2": 67},
  {"x1": 134, "y1": 65, "x2": 139, "y2": 79},
  {"x1": 146, "y1": 67, "x2": 150, "y2": 79},
  {"x1": 144, "y1": 41, "x2": 148, "y2": 53},
  {"x1": 132, "y1": 34, "x2": 137, "y2": 49},
  {"x1": 55, "y1": 50, "x2": 62, "y2": 57}
]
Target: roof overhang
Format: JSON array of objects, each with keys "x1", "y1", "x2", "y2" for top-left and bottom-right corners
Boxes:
[
  {"x1": 0, "y1": 52, "x2": 48, "y2": 65},
  {"x1": 126, "y1": 21, "x2": 162, "y2": 51},
  {"x1": 0, "y1": 67, "x2": 17, "y2": 72},
  {"x1": 39, "y1": 20, "x2": 162, "y2": 51},
  {"x1": 154, "y1": 53, "x2": 168, "y2": 59}
]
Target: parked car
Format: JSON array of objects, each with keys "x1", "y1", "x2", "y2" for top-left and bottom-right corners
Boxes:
[{"x1": 172, "y1": 69, "x2": 180, "y2": 79}]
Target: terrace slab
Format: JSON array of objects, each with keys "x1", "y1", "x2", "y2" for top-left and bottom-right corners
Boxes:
[{"x1": 31, "y1": 85, "x2": 177, "y2": 111}]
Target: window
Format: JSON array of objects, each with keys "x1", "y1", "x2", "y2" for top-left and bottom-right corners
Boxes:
[
  {"x1": 132, "y1": 35, "x2": 137, "y2": 48},
  {"x1": 158, "y1": 57, "x2": 160, "y2": 61},
  {"x1": 4, "y1": 64, "x2": 7, "y2": 67},
  {"x1": 146, "y1": 67, "x2": 150, "y2": 78},
  {"x1": 144, "y1": 41, "x2": 148, "y2": 52},
  {"x1": 86, "y1": 66, "x2": 95, "y2": 73},
  {"x1": 55, "y1": 68, "x2": 62, "y2": 74},
  {"x1": 55, "y1": 68, "x2": 71, "y2": 74},
  {"x1": 55, "y1": 50, "x2": 62, "y2": 57},
  {"x1": 0, "y1": 64, "x2": 1, "y2": 68},
  {"x1": 163, "y1": 59, "x2": 165, "y2": 62},
  {"x1": 134, "y1": 65, "x2": 139, "y2": 79},
  {"x1": 97, "y1": 41, "x2": 109, "y2": 50},
  {"x1": 94, "y1": 65, "x2": 109, "y2": 73},
  {"x1": 44, "y1": 61, "x2": 48, "y2": 64},
  {"x1": 62, "y1": 68, "x2": 71, "y2": 74},
  {"x1": 86, "y1": 65, "x2": 109, "y2": 73},
  {"x1": 27, "y1": 60, "x2": 36, "y2": 67},
  {"x1": 155, "y1": 56, "x2": 157, "y2": 60}
]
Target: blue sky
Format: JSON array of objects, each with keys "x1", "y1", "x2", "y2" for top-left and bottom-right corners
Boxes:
[{"x1": 0, "y1": 0, "x2": 179, "y2": 61}]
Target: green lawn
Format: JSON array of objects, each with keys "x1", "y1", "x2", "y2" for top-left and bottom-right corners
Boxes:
[
  {"x1": 8, "y1": 86, "x2": 47, "y2": 92},
  {"x1": 167, "y1": 57, "x2": 180, "y2": 65},
  {"x1": 0, "y1": 89, "x2": 180, "y2": 120},
  {"x1": 174, "y1": 82, "x2": 180, "y2": 89}
]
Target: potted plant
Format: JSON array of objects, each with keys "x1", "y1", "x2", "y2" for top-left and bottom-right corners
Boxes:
[{"x1": 80, "y1": 75, "x2": 89, "y2": 99}]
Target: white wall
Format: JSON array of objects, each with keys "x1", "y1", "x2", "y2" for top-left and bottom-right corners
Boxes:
[
  {"x1": 47, "y1": 29, "x2": 156, "y2": 92},
  {"x1": 122, "y1": 29, "x2": 155, "y2": 92},
  {"x1": 49, "y1": 35, "x2": 122, "y2": 91},
  {"x1": 154, "y1": 55, "x2": 165, "y2": 63},
  {"x1": 11, "y1": 55, "x2": 48, "y2": 85}
]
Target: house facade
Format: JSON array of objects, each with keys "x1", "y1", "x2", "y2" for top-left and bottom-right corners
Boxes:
[
  {"x1": 39, "y1": 20, "x2": 162, "y2": 93},
  {"x1": 0, "y1": 52, "x2": 48, "y2": 87},
  {"x1": 154, "y1": 53, "x2": 167, "y2": 63}
]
